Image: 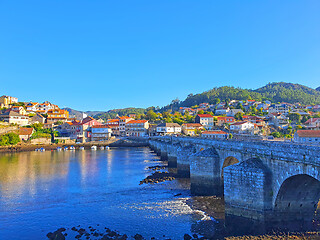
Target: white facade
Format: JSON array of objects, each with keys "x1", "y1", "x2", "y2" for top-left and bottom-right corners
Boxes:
[
  {"x1": 156, "y1": 123, "x2": 181, "y2": 135},
  {"x1": 230, "y1": 121, "x2": 255, "y2": 132}
]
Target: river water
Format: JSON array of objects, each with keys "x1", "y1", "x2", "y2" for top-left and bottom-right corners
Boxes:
[{"x1": 0, "y1": 147, "x2": 220, "y2": 240}]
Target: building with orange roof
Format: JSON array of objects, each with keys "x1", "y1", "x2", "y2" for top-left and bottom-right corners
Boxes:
[
  {"x1": 118, "y1": 116, "x2": 134, "y2": 136},
  {"x1": 90, "y1": 125, "x2": 112, "y2": 141},
  {"x1": 201, "y1": 130, "x2": 228, "y2": 139},
  {"x1": 19, "y1": 127, "x2": 34, "y2": 141},
  {"x1": 47, "y1": 109, "x2": 69, "y2": 123},
  {"x1": 294, "y1": 130, "x2": 320, "y2": 144},
  {"x1": 126, "y1": 120, "x2": 149, "y2": 136}
]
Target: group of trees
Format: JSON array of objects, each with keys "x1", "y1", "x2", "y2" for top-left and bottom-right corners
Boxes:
[{"x1": 0, "y1": 132, "x2": 20, "y2": 146}]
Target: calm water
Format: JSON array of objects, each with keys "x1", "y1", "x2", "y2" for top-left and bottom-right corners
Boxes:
[{"x1": 0, "y1": 148, "x2": 217, "y2": 240}]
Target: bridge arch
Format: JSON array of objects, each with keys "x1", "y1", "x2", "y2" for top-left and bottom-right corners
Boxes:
[
  {"x1": 274, "y1": 174, "x2": 320, "y2": 229},
  {"x1": 221, "y1": 156, "x2": 239, "y2": 180}
]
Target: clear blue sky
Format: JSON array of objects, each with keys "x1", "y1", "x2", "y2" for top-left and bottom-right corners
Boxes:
[{"x1": 0, "y1": 1, "x2": 319, "y2": 111}]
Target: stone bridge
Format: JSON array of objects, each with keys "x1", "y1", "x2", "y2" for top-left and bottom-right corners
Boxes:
[{"x1": 149, "y1": 136, "x2": 320, "y2": 231}]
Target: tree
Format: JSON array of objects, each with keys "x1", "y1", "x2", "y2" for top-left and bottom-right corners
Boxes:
[
  {"x1": 198, "y1": 110, "x2": 204, "y2": 115},
  {"x1": 146, "y1": 110, "x2": 157, "y2": 121},
  {"x1": 288, "y1": 113, "x2": 301, "y2": 122},
  {"x1": 228, "y1": 133, "x2": 233, "y2": 139},
  {"x1": 234, "y1": 112, "x2": 243, "y2": 121},
  {"x1": 0, "y1": 133, "x2": 20, "y2": 146}
]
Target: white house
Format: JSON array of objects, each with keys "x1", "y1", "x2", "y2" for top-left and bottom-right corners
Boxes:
[
  {"x1": 215, "y1": 107, "x2": 230, "y2": 115},
  {"x1": 90, "y1": 125, "x2": 112, "y2": 141},
  {"x1": 156, "y1": 123, "x2": 181, "y2": 135},
  {"x1": 0, "y1": 111, "x2": 29, "y2": 126},
  {"x1": 294, "y1": 130, "x2": 320, "y2": 144},
  {"x1": 195, "y1": 114, "x2": 214, "y2": 130},
  {"x1": 230, "y1": 121, "x2": 255, "y2": 133}
]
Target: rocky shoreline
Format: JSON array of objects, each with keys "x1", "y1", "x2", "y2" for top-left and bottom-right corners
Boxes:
[{"x1": 47, "y1": 225, "x2": 208, "y2": 240}]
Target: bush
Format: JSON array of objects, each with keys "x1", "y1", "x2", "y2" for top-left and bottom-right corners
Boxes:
[{"x1": 0, "y1": 133, "x2": 20, "y2": 146}]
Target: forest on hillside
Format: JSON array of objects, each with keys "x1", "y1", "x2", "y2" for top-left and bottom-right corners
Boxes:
[{"x1": 160, "y1": 82, "x2": 320, "y2": 112}]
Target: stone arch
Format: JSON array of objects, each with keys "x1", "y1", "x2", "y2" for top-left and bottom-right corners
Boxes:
[
  {"x1": 274, "y1": 174, "x2": 320, "y2": 229},
  {"x1": 221, "y1": 156, "x2": 239, "y2": 180}
]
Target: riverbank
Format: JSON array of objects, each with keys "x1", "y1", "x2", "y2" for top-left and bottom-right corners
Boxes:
[{"x1": 0, "y1": 137, "x2": 149, "y2": 153}]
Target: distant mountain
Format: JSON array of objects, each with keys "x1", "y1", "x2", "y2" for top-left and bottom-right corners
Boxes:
[
  {"x1": 161, "y1": 82, "x2": 320, "y2": 111},
  {"x1": 317, "y1": 87, "x2": 320, "y2": 91}
]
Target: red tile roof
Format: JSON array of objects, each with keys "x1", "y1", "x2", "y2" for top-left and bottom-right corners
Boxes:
[
  {"x1": 19, "y1": 127, "x2": 34, "y2": 136},
  {"x1": 202, "y1": 130, "x2": 227, "y2": 135},
  {"x1": 296, "y1": 130, "x2": 320, "y2": 138},
  {"x1": 91, "y1": 125, "x2": 111, "y2": 128},
  {"x1": 197, "y1": 114, "x2": 213, "y2": 118},
  {"x1": 127, "y1": 120, "x2": 148, "y2": 124}
]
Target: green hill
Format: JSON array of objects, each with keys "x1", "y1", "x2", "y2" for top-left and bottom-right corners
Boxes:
[
  {"x1": 255, "y1": 82, "x2": 320, "y2": 104},
  {"x1": 161, "y1": 82, "x2": 320, "y2": 111}
]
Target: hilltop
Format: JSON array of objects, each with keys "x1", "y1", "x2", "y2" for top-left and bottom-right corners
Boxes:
[{"x1": 161, "y1": 82, "x2": 320, "y2": 112}]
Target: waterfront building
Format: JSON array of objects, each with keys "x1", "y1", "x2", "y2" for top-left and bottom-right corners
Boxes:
[
  {"x1": 0, "y1": 111, "x2": 29, "y2": 126},
  {"x1": 126, "y1": 120, "x2": 149, "y2": 137},
  {"x1": 19, "y1": 127, "x2": 34, "y2": 141},
  {"x1": 118, "y1": 116, "x2": 133, "y2": 136},
  {"x1": 90, "y1": 125, "x2": 112, "y2": 141},
  {"x1": 156, "y1": 123, "x2": 181, "y2": 135},
  {"x1": 293, "y1": 130, "x2": 320, "y2": 144},
  {"x1": 106, "y1": 119, "x2": 120, "y2": 136}
]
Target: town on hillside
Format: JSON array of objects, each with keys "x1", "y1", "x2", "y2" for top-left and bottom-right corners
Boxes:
[{"x1": 0, "y1": 95, "x2": 320, "y2": 146}]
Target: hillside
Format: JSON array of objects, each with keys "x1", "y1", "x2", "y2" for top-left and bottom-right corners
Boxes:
[
  {"x1": 255, "y1": 82, "x2": 320, "y2": 104},
  {"x1": 161, "y1": 82, "x2": 320, "y2": 111},
  {"x1": 317, "y1": 87, "x2": 320, "y2": 91},
  {"x1": 94, "y1": 108, "x2": 146, "y2": 120}
]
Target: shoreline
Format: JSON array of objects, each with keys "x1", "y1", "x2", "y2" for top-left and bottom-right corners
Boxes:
[{"x1": 0, "y1": 138, "x2": 149, "y2": 154}]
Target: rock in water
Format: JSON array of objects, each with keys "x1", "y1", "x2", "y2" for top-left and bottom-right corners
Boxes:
[{"x1": 183, "y1": 234, "x2": 192, "y2": 240}]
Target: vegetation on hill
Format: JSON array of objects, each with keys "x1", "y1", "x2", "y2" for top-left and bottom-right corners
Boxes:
[
  {"x1": 255, "y1": 82, "x2": 320, "y2": 104},
  {"x1": 0, "y1": 133, "x2": 20, "y2": 146},
  {"x1": 160, "y1": 82, "x2": 320, "y2": 112},
  {"x1": 95, "y1": 108, "x2": 146, "y2": 120}
]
